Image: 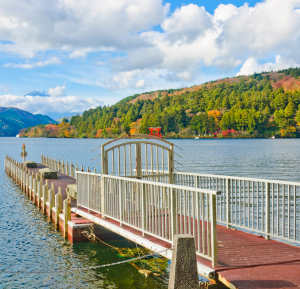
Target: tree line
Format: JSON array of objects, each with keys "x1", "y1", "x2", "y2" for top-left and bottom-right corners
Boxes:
[{"x1": 21, "y1": 68, "x2": 300, "y2": 139}]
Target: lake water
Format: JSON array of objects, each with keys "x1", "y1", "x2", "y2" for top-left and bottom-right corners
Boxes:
[{"x1": 1, "y1": 137, "x2": 300, "y2": 288}]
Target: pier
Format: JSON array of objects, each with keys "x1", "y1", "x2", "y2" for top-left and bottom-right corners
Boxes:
[{"x1": 4, "y1": 135, "x2": 300, "y2": 289}]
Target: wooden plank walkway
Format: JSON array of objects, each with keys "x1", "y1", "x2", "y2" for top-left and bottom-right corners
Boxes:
[{"x1": 27, "y1": 164, "x2": 300, "y2": 288}]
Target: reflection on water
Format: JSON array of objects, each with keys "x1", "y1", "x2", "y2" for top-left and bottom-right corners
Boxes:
[{"x1": 1, "y1": 137, "x2": 300, "y2": 288}]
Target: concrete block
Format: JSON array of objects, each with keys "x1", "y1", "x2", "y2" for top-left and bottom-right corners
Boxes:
[
  {"x1": 24, "y1": 161, "x2": 37, "y2": 168},
  {"x1": 39, "y1": 168, "x2": 58, "y2": 179},
  {"x1": 168, "y1": 234, "x2": 198, "y2": 289},
  {"x1": 67, "y1": 184, "x2": 77, "y2": 199}
]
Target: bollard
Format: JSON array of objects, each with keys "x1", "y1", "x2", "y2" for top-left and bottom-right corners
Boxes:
[
  {"x1": 63, "y1": 199, "x2": 71, "y2": 238},
  {"x1": 55, "y1": 188, "x2": 62, "y2": 228},
  {"x1": 168, "y1": 234, "x2": 199, "y2": 289}
]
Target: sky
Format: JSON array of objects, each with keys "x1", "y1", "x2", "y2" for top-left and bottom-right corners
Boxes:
[{"x1": 0, "y1": 0, "x2": 300, "y2": 119}]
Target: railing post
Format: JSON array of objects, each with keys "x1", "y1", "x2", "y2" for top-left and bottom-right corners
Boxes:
[
  {"x1": 141, "y1": 183, "x2": 147, "y2": 236},
  {"x1": 101, "y1": 176, "x2": 105, "y2": 218},
  {"x1": 119, "y1": 179, "x2": 124, "y2": 227},
  {"x1": 171, "y1": 188, "x2": 177, "y2": 242},
  {"x1": 265, "y1": 182, "x2": 270, "y2": 240},
  {"x1": 226, "y1": 178, "x2": 230, "y2": 228},
  {"x1": 210, "y1": 194, "x2": 218, "y2": 268}
]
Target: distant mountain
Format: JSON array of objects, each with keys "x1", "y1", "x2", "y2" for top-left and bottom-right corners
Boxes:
[
  {"x1": 0, "y1": 107, "x2": 55, "y2": 136},
  {"x1": 24, "y1": 91, "x2": 49, "y2": 97}
]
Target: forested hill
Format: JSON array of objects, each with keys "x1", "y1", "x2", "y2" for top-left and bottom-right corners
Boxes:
[{"x1": 21, "y1": 67, "x2": 300, "y2": 138}]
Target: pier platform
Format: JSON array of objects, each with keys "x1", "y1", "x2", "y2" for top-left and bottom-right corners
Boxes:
[
  {"x1": 24, "y1": 164, "x2": 300, "y2": 288},
  {"x1": 6, "y1": 158, "x2": 300, "y2": 288}
]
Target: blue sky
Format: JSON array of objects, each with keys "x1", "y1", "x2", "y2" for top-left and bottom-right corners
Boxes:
[{"x1": 0, "y1": 0, "x2": 299, "y2": 119}]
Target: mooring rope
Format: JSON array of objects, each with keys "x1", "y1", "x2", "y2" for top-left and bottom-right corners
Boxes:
[{"x1": 0, "y1": 249, "x2": 168, "y2": 275}]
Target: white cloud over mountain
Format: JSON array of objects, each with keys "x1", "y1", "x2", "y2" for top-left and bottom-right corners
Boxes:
[
  {"x1": 0, "y1": 0, "x2": 300, "y2": 93},
  {"x1": 0, "y1": 94, "x2": 102, "y2": 116}
]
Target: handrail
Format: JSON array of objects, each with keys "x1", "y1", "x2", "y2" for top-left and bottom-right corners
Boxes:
[
  {"x1": 76, "y1": 171, "x2": 220, "y2": 195},
  {"x1": 174, "y1": 171, "x2": 300, "y2": 187}
]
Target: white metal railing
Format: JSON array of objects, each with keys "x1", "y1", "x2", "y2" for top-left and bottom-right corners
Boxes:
[
  {"x1": 76, "y1": 171, "x2": 219, "y2": 267},
  {"x1": 41, "y1": 155, "x2": 76, "y2": 178},
  {"x1": 174, "y1": 171, "x2": 300, "y2": 244}
]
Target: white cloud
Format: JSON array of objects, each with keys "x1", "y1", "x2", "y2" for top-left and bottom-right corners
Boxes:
[
  {"x1": 0, "y1": 0, "x2": 168, "y2": 57},
  {"x1": 3, "y1": 57, "x2": 61, "y2": 69},
  {"x1": 134, "y1": 79, "x2": 146, "y2": 88},
  {"x1": 47, "y1": 85, "x2": 66, "y2": 97},
  {"x1": 0, "y1": 0, "x2": 300, "y2": 87},
  {"x1": 113, "y1": 0, "x2": 300, "y2": 81},
  {"x1": 161, "y1": 4, "x2": 212, "y2": 42},
  {"x1": 69, "y1": 49, "x2": 92, "y2": 59},
  {"x1": 104, "y1": 69, "x2": 142, "y2": 90},
  {"x1": 237, "y1": 55, "x2": 300, "y2": 76},
  {"x1": 0, "y1": 94, "x2": 102, "y2": 115}
]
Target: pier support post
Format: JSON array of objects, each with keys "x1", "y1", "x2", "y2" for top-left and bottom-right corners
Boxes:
[
  {"x1": 55, "y1": 188, "x2": 62, "y2": 227},
  {"x1": 49, "y1": 184, "x2": 55, "y2": 219},
  {"x1": 37, "y1": 181, "x2": 42, "y2": 207},
  {"x1": 63, "y1": 199, "x2": 71, "y2": 238},
  {"x1": 42, "y1": 184, "x2": 48, "y2": 214},
  {"x1": 32, "y1": 177, "x2": 37, "y2": 201},
  {"x1": 168, "y1": 234, "x2": 198, "y2": 289}
]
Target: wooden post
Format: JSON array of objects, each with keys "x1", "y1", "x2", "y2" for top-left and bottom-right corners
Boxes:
[
  {"x1": 32, "y1": 177, "x2": 37, "y2": 201},
  {"x1": 71, "y1": 163, "x2": 74, "y2": 177},
  {"x1": 49, "y1": 185, "x2": 55, "y2": 219},
  {"x1": 66, "y1": 161, "x2": 69, "y2": 175},
  {"x1": 42, "y1": 184, "x2": 48, "y2": 214},
  {"x1": 168, "y1": 235, "x2": 198, "y2": 289},
  {"x1": 55, "y1": 188, "x2": 62, "y2": 227},
  {"x1": 63, "y1": 199, "x2": 71, "y2": 238},
  {"x1": 37, "y1": 181, "x2": 42, "y2": 207},
  {"x1": 29, "y1": 174, "x2": 33, "y2": 199}
]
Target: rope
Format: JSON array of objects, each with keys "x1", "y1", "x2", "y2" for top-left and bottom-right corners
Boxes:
[{"x1": 0, "y1": 249, "x2": 168, "y2": 275}]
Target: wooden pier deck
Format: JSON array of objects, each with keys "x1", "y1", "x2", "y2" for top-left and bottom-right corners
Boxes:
[
  {"x1": 6, "y1": 157, "x2": 300, "y2": 289},
  {"x1": 28, "y1": 164, "x2": 300, "y2": 289}
]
